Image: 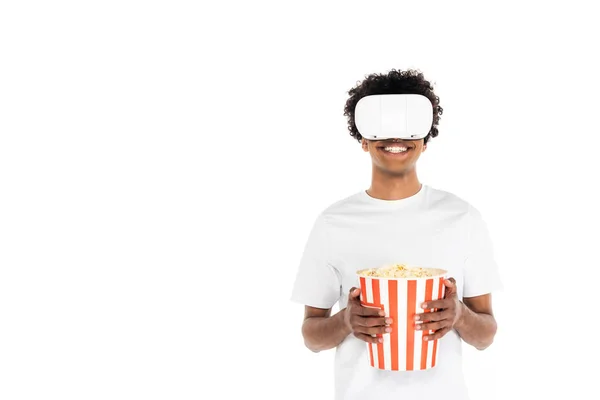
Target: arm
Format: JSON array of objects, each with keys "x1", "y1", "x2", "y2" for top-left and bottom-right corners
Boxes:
[
  {"x1": 454, "y1": 204, "x2": 502, "y2": 350},
  {"x1": 454, "y1": 294, "x2": 497, "y2": 350},
  {"x1": 301, "y1": 288, "x2": 390, "y2": 353},
  {"x1": 449, "y1": 205, "x2": 501, "y2": 350},
  {"x1": 415, "y1": 279, "x2": 498, "y2": 351},
  {"x1": 292, "y1": 213, "x2": 348, "y2": 353},
  {"x1": 301, "y1": 306, "x2": 351, "y2": 353}
]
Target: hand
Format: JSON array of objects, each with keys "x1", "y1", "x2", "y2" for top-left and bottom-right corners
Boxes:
[
  {"x1": 413, "y1": 277, "x2": 463, "y2": 341},
  {"x1": 344, "y1": 287, "x2": 393, "y2": 344}
]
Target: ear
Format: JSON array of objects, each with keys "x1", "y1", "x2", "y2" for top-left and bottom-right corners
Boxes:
[{"x1": 361, "y1": 139, "x2": 369, "y2": 152}]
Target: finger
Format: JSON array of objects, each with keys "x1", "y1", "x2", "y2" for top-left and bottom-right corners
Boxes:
[
  {"x1": 354, "y1": 315, "x2": 392, "y2": 328},
  {"x1": 357, "y1": 305, "x2": 385, "y2": 317},
  {"x1": 423, "y1": 326, "x2": 452, "y2": 341},
  {"x1": 353, "y1": 325, "x2": 392, "y2": 336},
  {"x1": 415, "y1": 320, "x2": 450, "y2": 333},
  {"x1": 354, "y1": 333, "x2": 383, "y2": 344},
  {"x1": 443, "y1": 278, "x2": 457, "y2": 296},
  {"x1": 414, "y1": 309, "x2": 452, "y2": 322},
  {"x1": 348, "y1": 287, "x2": 361, "y2": 299},
  {"x1": 421, "y1": 299, "x2": 454, "y2": 310}
]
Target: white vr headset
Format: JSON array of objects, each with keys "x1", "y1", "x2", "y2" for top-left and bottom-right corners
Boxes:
[{"x1": 354, "y1": 94, "x2": 434, "y2": 140}]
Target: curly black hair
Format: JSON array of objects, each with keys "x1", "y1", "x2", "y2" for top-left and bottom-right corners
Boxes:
[{"x1": 343, "y1": 69, "x2": 443, "y2": 145}]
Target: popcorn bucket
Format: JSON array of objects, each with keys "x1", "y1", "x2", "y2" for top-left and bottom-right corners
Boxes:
[{"x1": 356, "y1": 266, "x2": 447, "y2": 371}]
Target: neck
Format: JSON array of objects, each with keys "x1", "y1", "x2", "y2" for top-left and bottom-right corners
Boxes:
[{"x1": 366, "y1": 168, "x2": 422, "y2": 201}]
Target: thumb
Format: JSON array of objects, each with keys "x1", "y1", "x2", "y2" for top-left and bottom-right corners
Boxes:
[
  {"x1": 443, "y1": 278, "x2": 457, "y2": 296},
  {"x1": 349, "y1": 287, "x2": 361, "y2": 299},
  {"x1": 444, "y1": 277, "x2": 456, "y2": 288}
]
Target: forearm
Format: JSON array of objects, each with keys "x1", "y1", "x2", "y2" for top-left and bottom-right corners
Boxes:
[
  {"x1": 302, "y1": 308, "x2": 352, "y2": 352},
  {"x1": 454, "y1": 302, "x2": 497, "y2": 350}
]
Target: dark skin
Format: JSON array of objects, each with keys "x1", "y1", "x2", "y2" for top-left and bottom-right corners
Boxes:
[{"x1": 302, "y1": 138, "x2": 498, "y2": 352}]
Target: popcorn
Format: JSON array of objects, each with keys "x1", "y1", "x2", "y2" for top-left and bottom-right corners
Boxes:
[
  {"x1": 357, "y1": 264, "x2": 442, "y2": 278},
  {"x1": 356, "y1": 264, "x2": 448, "y2": 371}
]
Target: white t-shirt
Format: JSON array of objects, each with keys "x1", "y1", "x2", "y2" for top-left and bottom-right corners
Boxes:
[{"x1": 290, "y1": 184, "x2": 502, "y2": 400}]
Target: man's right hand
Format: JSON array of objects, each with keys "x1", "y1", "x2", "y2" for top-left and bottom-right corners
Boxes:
[{"x1": 344, "y1": 287, "x2": 392, "y2": 343}]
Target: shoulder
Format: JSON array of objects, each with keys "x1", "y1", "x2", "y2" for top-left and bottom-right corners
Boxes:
[
  {"x1": 316, "y1": 191, "x2": 365, "y2": 220},
  {"x1": 425, "y1": 185, "x2": 484, "y2": 220},
  {"x1": 426, "y1": 185, "x2": 470, "y2": 211}
]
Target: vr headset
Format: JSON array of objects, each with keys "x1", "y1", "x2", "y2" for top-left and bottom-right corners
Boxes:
[{"x1": 354, "y1": 94, "x2": 433, "y2": 140}]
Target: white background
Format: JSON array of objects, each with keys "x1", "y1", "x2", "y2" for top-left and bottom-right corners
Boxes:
[{"x1": 1, "y1": 1, "x2": 599, "y2": 399}]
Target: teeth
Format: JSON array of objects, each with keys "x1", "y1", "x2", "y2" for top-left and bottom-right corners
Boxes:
[{"x1": 384, "y1": 147, "x2": 408, "y2": 153}]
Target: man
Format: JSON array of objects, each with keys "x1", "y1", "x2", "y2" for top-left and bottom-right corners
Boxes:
[{"x1": 290, "y1": 69, "x2": 502, "y2": 400}]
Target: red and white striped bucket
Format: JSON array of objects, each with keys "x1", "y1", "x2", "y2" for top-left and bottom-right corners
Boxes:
[{"x1": 357, "y1": 269, "x2": 447, "y2": 371}]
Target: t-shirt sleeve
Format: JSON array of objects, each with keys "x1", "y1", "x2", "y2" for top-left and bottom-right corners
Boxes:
[
  {"x1": 463, "y1": 205, "x2": 503, "y2": 298},
  {"x1": 290, "y1": 213, "x2": 342, "y2": 309}
]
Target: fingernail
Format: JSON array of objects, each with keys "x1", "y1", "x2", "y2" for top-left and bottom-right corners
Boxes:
[
  {"x1": 415, "y1": 325, "x2": 421, "y2": 330},
  {"x1": 379, "y1": 311, "x2": 385, "y2": 316},
  {"x1": 414, "y1": 315, "x2": 420, "y2": 321},
  {"x1": 378, "y1": 338, "x2": 383, "y2": 343},
  {"x1": 385, "y1": 327, "x2": 392, "y2": 333},
  {"x1": 422, "y1": 303, "x2": 427, "y2": 309},
  {"x1": 423, "y1": 336, "x2": 429, "y2": 341},
  {"x1": 385, "y1": 318, "x2": 393, "y2": 324}
]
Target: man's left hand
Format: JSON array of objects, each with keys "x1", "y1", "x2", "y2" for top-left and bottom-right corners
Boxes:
[{"x1": 414, "y1": 277, "x2": 463, "y2": 341}]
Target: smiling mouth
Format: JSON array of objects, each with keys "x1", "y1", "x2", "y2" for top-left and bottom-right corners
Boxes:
[{"x1": 379, "y1": 145, "x2": 412, "y2": 154}]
